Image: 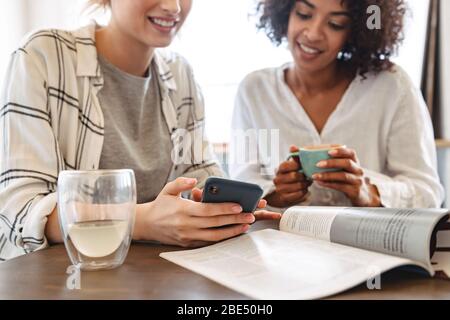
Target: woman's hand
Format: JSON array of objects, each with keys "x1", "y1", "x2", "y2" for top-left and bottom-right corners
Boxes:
[
  {"x1": 312, "y1": 147, "x2": 382, "y2": 207},
  {"x1": 134, "y1": 177, "x2": 274, "y2": 248},
  {"x1": 266, "y1": 146, "x2": 312, "y2": 208}
]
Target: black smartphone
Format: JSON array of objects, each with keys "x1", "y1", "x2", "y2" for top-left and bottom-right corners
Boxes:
[{"x1": 201, "y1": 177, "x2": 264, "y2": 213}]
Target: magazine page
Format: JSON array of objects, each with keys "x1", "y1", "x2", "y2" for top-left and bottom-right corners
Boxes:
[
  {"x1": 279, "y1": 207, "x2": 339, "y2": 241},
  {"x1": 281, "y1": 207, "x2": 449, "y2": 271},
  {"x1": 160, "y1": 229, "x2": 428, "y2": 300}
]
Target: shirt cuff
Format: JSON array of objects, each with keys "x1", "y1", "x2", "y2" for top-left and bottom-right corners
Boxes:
[
  {"x1": 364, "y1": 169, "x2": 402, "y2": 208},
  {"x1": 262, "y1": 182, "x2": 312, "y2": 214},
  {"x1": 19, "y1": 192, "x2": 57, "y2": 252}
]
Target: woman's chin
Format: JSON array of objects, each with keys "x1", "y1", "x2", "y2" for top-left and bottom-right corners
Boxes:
[{"x1": 142, "y1": 38, "x2": 173, "y2": 49}]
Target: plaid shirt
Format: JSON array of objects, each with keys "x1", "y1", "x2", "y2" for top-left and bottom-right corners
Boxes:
[{"x1": 0, "y1": 23, "x2": 223, "y2": 261}]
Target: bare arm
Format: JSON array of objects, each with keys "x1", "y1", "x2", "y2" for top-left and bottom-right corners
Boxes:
[
  {"x1": 45, "y1": 207, "x2": 63, "y2": 244},
  {"x1": 45, "y1": 203, "x2": 151, "y2": 244}
]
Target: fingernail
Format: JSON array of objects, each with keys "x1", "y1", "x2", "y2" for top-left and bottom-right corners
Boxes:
[
  {"x1": 242, "y1": 224, "x2": 250, "y2": 232},
  {"x1": 246, "y1": 214, "x2": 256, "y2": 223},
  {"x1": 317, "y1": 161, "x2": 327, "y2": 168},
  {"x1": 232, "y1": 205, "x2": 243, "y2": 213},
  {"x1": 185, "y1": 178, "x2": 197, "y2": 185},
  {"x1": 329, "y1": 150, "x2": 338, "y2": 156},
  {"x1": 312, "y1": 173, "x2": 321, "y2": 179}
]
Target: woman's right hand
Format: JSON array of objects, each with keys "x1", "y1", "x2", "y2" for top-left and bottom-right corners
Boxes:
[
  {"x1": 265, "y1": 146, "x2": 312, "y2": 208},
  {"x1": 133, "y1": 177, "x2": 256, "y2": 248}
]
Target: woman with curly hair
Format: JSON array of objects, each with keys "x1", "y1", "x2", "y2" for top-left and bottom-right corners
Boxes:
[{"x1": 230, "y1": 0, "x2": 443, "y2": 209}]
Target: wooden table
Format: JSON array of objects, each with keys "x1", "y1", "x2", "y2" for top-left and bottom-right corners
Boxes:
[{"x1": 1, "y1": 221, "x2": 450, "y2": 300}]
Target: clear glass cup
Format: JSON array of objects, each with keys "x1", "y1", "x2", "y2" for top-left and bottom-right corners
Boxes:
[{"x1": 57, "y1": 169, "x2": 136, "y2": 271}]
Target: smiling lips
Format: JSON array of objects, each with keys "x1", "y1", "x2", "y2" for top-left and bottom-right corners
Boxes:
[
  {"x1": 298, "y1": 42, "x2": 324, "y2": 56},
  {"x1": 148, "y1": 17, "x2": 179, "y2": 31}
]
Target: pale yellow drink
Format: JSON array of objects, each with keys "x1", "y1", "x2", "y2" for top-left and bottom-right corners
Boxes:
[{"x1": 68, "y1": 220, "x2": 128, "y2": 258}]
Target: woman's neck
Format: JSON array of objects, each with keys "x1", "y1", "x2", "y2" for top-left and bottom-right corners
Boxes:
[
  {"x1": 287, "y1": 62, "x2": 347, "y2": 96},
  {"x1": 95, "y1": 23, "x2": 154, "y2": 77}
]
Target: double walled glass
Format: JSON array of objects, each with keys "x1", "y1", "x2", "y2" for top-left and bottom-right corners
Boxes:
[{"x1": 57, "y1": 170, "x2": 136, "y2": 271}]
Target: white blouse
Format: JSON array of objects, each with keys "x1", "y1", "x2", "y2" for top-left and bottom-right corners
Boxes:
[{"x1": 229, "y1": 63, "x2": 444, "y2": 209}]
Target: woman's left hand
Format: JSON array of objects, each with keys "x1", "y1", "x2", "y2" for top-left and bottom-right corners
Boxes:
[{"x1": 312, "y1": 147, "x2": 382, "y2": 207}]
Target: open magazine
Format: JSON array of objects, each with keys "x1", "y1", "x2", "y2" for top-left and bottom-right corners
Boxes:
[{"x1": 160, "y1": 207, "x2": 450, "y2": 300}]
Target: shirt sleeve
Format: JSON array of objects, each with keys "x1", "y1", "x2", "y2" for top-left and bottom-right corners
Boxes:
[
  {"x1": 365, "y1": 79, "x2": 444, "y2": 208},
  {"x1": 229, "y1": 81, "x2": 275, "y2": 197},
  {"x1": 228, "y1": 79, "x2": 313, "y2": 212},
  {"x1": 228, "y1": 77, "x2": 311, "y2": 212},
  {"x1": 0, "y1": 47, "x2": 59, "y2": 260}
]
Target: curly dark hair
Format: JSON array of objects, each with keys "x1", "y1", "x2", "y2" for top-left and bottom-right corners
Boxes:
[{"x1": 256, "y1": 0, "x2": 407, "y2": 77}]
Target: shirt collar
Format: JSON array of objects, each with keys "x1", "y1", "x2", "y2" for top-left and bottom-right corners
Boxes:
[{"x1": 72, "y1": 21, "x2": 177, "y2": 93}]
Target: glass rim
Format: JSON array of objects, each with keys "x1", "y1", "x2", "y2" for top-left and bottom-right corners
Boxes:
[
  {"x1": 58, "y1": 169, "x2": 135, "y2": 177},
  {"x1": 299, "y1": 144, "x2": 346, "y2": 151}
]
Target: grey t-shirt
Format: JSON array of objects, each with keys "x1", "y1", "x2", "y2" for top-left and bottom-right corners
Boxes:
[{"x1": 97, "y1": 54, "x2": 173, "y2": 204}]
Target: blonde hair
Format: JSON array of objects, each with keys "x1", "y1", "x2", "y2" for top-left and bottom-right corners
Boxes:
[{"x1": 86, "y1": 0, "x2": 110, "y2": 11}]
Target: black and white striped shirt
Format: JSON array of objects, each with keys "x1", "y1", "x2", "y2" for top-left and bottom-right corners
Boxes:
[{"x1": 0, "y1": 23, "x2": 223, "y2": 261}]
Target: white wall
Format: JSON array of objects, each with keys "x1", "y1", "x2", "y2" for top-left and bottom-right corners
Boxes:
[
  {"x1": 0, "y1": 0, "x2": 28, "y2": 88},
  {"x1": 393, "y1": 0, "x2": 430, "y2": 87},
  {"x1": 0, "y1": 0, "x2": 106, "y2": 84},
  {"x1": 438, "y1": 0, "x2": 450, "y2": 207},
  {"x1": 170, "y1": 0, "x2": 291, "y2": 143}
]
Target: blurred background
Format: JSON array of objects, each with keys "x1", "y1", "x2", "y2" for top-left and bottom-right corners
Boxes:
[
  {"x1": 0, "y1": 0, "x2": 432, "y2": 142},
  {"x1": 1, "y1": 0, "x2": 450, "y2": 205}
]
